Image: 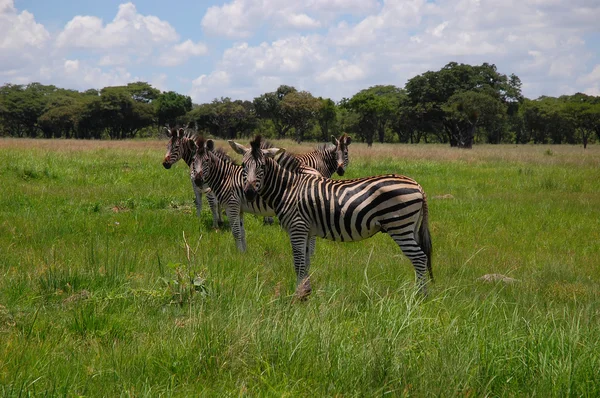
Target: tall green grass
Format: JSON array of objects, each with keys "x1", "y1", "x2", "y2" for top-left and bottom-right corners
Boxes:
[{"x1": 0, "y1": 140, "x2": 599, "y2": 396}]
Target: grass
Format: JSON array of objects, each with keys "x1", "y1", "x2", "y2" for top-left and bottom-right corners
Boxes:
[{"x1": 0, "y1": 138, "x2": 599, "y2": 396}]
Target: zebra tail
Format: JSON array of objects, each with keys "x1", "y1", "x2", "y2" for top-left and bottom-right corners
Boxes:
[{"x1": 419, "y1": 193, "x2": 433, "y2": 282}]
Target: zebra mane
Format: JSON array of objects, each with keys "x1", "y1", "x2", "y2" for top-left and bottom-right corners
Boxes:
[
  {"x1": 195, "y1": 136, "x2": 237, "y2": 164},
  {"x1": 315, "y1": 143, "x2": 336, "y2": 153},
  {"x1": 213, "y1": 147, "x2": 237, "y2": 165},
  {"x1": 167, "y1": 124, "x2": 198, "y2": 141},
  {"x1": 182, "y1": 125, "x2": 199, "y2": 141},
  {"x1": 259, "y1": 137, "x2": 274, "y2": 150},
  {"x1": 250, "y1": 135, "x2": 263, "y2": 158},
  {"x1": 277, "y1": 151, "x2": 304, "y2": 172}
]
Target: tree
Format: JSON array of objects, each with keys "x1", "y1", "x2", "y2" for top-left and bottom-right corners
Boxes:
[
  {"x1": 343, "y1": 85, "x2": 402, "y2": 146},
  {"x1": 188, "y1": 98, "x2": 257, "y2": 139},
  {"x1": 317, "y1": 97, "x2": 337, "y2": 141},
  {"x1": 126, "y1": 82, "x2": 161, "y2": 104},
  {"x1": 280, "y1": 91, "x2": 321, "y2": 142},
  {"x1": 0, "y1": 83, "x2": 56, "y2": 137},
  {"x1": 253, "y1": 85, "x2": 297, "y2": 138},
  {"x1": 155, "y1": 91, "x2": 192, "y2": 127},
  {"x1": 96, "y1": 86, "x2": 155, "y2": 139},
  {"x1": 442, "y1": 91, "x2": 507, "y2": 147},
  {"x1": 405, "y1": 62, "x2": 522, "y2": 147},
  {"x1": 564, "y1": 99, "x2": 600, "y2": 148}
]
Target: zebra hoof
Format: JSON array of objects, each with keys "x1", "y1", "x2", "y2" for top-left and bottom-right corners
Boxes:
[{"x1": 293, "y1": 278, "x2": 312, "y2": 302}]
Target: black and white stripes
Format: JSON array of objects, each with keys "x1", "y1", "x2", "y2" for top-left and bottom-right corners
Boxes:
[
  {"x1": 229, "y1": 136, "x2": 432, "y2": 298},
  {"x1": 162, "y1": 127, "x2": 222, "y2": 228},
  {"x1": 190, "y1": 137, "x2": 277, "y2": 252},
  {"x1": 276, "y1": 134, "x2": 351, "y2": 178}
]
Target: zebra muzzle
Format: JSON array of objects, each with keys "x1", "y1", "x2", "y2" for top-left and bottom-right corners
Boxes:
[
  {"x1": 244, "y1": 185, "x2": 257, "y2": 202},
  {"x1": 336, "y1": 164, "x2": 345, "y2": 176},
  {"x1": 162, "y1": 161, "x2": 172, "y2": 169}
]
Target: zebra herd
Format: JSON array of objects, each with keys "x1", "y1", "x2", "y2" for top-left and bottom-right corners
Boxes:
[{"x1": 163, "y1": 128, "x2": 432, "y2": 298}]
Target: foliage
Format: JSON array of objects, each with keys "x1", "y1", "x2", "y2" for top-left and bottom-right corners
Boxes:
[
  {"x1": 189, "y1": 98, "x2": 257, "y2": 139},
  {"x1": 155, "y1": 91, "x2": 192, "y2": 127},
  {"x1": 0, "y1": 63, "x2": 599, "y2": 146},
  {"x1": 253, "y1": 85, "x2": 298, "y2": 139},
  {"x1": 405, "y1": 62, "x2": 523, "y2": 147},
  {"x1": 342, "y1": 85, "x2": 403, "y2": 146},
  {"x1": 280, "y1": 90, "x2": 321, "y2": 142}
]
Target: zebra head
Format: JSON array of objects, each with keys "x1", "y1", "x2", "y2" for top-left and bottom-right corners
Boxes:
[
  {"x1": 162, "y1": 127, "x2": 186, "y2": 169},
  {"x1": 190, "y1": 137, "x2": 215, "y2": 186},
  {"x1": 229, "y1": 136, "x2": 284, "y2": 202},
  {"x1": 332, "y1": 133, "x2": 352, "y2": 176}
]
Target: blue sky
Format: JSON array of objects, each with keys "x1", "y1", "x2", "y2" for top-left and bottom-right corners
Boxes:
[{"x1": 2, "y1": 0, "x2": 600, "y2": 103}]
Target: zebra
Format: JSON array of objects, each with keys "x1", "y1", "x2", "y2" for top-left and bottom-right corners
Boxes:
[
  {"x1": 162, "y1": 126, "x2": 222, "y2": 228},
  {"x1": 190, "y1": 137, "x2": 320, "y2": 252},
  {"x1": 260, "y1": 133, "x2": 352, "y2": 225},
  {"x1": 276, "y1": 133, "x2": 352, "y2": 178},
  {"x1": 229, "y1": 136, "x2": 433, "y2": 299}
]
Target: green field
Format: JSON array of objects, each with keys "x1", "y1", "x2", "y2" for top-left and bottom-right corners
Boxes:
[{"x1": 1, "y1": 139, "x2": 599, "y2": 396}]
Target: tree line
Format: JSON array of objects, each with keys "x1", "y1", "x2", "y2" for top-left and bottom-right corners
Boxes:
[{"x1": 1, "y1": 62, "x2": 599, "y2": 147}]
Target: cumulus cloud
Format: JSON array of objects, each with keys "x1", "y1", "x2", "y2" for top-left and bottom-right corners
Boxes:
[
  {"x1": 0, "y1": 0, "x2": 50, "y2": 73},
  {"x1": 0, "y1": 2, "x2": 175, "y2": 91},
  {"x1": 3, "y1": 0, "x2": 600, "y2": 103},
  {"x1": 56, "y1": 2, "x2": 178, "y2": 51},
  {"x1": 201, "y1": 0, "x2": 379, "y2": 38},
  {"x1": 158, "y1": 40, "x2": 209, "y2": 67}
]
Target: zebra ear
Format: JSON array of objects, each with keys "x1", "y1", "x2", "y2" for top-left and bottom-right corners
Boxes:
[
  {"x1": 263, "y1": 147, "x2": 285, "y2": 158},
  {"x1": 206, "y1": 139, "x2": 215, "y2": 152},
  {"x1": 228, "y1": 140, "x2": 247, "y2": 155},
  {"x1": 344, "y1": 135, "x2": 351, "y2": 145},
  {"x1": 331, "y1": 135, "x2": 339, "y2": 146},
  {"x1": 177, "y1": 128, "x2": 185, "y2": 138}
]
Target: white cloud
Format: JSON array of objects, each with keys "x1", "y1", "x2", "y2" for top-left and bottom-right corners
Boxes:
[
  {"x1": 316, "y1": 60, "x2": 365, "y2": 83},
  {"x1": 150, "y1": 73, "x2": 169, "y2": 92},
  {"x1": 158, "y1": 40, "x2": 209, "y2": 67},
  {"x1": 3, "y1": 0, "x2": 600, "y2": 104},
  {"x1": 201, "y1": 0, "x2": 379, "y2": 38},
  {"x1": 0, "y1": 0, "x2": 49, "y2": 73},
  {"x1": 577, "y1": 64, "x2": 600, "y2": 96},
  {"x1": 190, "y1": 70, "x2": 232, "y2": 101},
  {"x1": 54, "y1": 2, "x2": 180, "y2": 68},
  {"x1": 56, "y1": 3, "x2": 178, "y2": 51},
  {"x1": 283, "y1": 13, "x2": 321, "y2": 29}
]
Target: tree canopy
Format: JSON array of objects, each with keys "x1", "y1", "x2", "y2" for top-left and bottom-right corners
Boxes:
[{"x1": 1, "y1": 63, "x2": 598, "y2": 147}]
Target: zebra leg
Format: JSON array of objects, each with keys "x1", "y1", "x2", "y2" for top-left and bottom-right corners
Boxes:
[
  {"x1": 290, "y1": 230, "x2": 311, "y2": 299},
  {"x1": 239, "y1": 215, "x2": 247, "y2": 251},
  {"x1": 190, "y1": 178, "x2": 203, "y2": 218},
  {"x1": 308, "y1": 236, "x2": 316, "y2": 258},
  {"x1": 225, "y1": 205, "x2": 246, "y2": 252},
  {"x1": 205, "y1": 190, "x2": 221, "y2": 229},
  {"x1": 388, "y1": 231, "x2": 430, "y2": 296}
]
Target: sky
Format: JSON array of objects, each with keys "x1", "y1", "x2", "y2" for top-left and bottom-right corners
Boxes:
[{"x1": 2, "y1": 0, "x2": 600, "y2": 104}]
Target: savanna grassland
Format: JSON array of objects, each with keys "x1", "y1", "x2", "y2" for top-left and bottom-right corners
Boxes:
[{"x1": 1, "y1": 138, "x2": 599, "y2": 397}]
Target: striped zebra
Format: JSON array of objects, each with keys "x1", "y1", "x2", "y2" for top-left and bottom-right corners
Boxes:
[
  {"x1": 260, "y1": 133, "x2": 352, "y2": 225},
  {"x1": 229, "y1": 136, "x2": 433, "y2": 298},
  {"x1": 162, "y1": 126, "x2": 222, "y2": 228},
  {"x1": 276, "y1": 134, "x2": 352, "y2": 178},
  {"x1": 190, "y1": 137, "x2": 320, "y2": 252}
]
